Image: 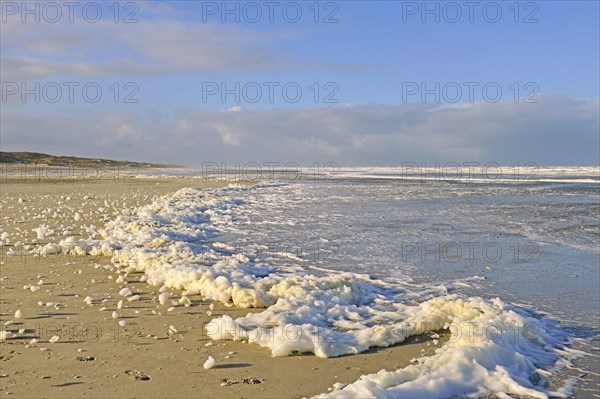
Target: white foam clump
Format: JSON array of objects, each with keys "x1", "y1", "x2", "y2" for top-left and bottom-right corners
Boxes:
[
  {"x1": 203, "y1": 356, "x2": 215, "y2": 369},
  {"x1": 313, "y1": 297, "x2": 574, "y2": 399},
  {"x1": 40, "y1": 243, "x2": 62, "y2": 256},
  {"x1": 14, "y1": 310, "x2": 22, "y2": 318},
  {"x1": 0, "y1": 331, "x2": 13, "y2": 341},
  {"x1": 32, "y1": 224, "x2": 54, "y2": 239},
  {"x1": 158, "y1": 292, "x2": 170, "y2": 305},
  {"x1": 58, "y1": 186, "x2": 577, "y2": 398},
  {"x1": 179, "y1": 296, "x2": 192, "y2": 307}
]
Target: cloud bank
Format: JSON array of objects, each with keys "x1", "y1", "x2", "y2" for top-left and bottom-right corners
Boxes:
[{"x1": 2, "y1": 96, "x2": 598, "y2": 166}]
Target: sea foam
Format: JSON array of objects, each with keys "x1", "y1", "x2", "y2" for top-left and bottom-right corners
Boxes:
[{"x1": 57, "y1": 185, "x2": 578, "y2": 398}]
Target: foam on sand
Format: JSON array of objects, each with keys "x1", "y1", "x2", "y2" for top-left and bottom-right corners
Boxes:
[{"x1": 56, "y1": 185, "x2": 580, "y2": 398}]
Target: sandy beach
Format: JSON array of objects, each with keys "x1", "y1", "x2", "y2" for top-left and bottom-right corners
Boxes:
[
  {"x1": 0, "y1": 176, "x2": 442, "y2": 398},
  {"x1": 3, "y1": 0, "x2": 598, "y2": 395}
]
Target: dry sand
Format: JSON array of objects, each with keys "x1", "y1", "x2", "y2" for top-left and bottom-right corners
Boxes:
[{"x1": 0, "y1": 175, "x2": 443, "y2": 398}]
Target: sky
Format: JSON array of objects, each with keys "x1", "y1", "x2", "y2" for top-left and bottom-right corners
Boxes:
[{"x1": 1, "y1": 0, "x2": 599, "y2": 166}]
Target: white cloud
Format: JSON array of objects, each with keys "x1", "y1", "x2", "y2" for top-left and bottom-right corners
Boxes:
[
  {"x1": 2, "y1": 96, "x2": 598, "y2": 166},
  {"x1": 177, "y1": 119, "x2": 190, "y2": 132},
  {"x1": 212, "y1": 124, "x2": 243, "y2": 146},
  {"x1": 1, "y1": 10, "x2": 351, "y2": 81},
  {"x1": 226, "y1": 106, "x2": 245, "y2": 113}
]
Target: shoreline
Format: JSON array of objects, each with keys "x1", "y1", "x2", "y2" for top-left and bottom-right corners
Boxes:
[{"x1": 0, "y1": 177, "x2": 441, "y2": 398}]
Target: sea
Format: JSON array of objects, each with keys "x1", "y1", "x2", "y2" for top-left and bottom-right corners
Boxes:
[{"x1": 92, "y1": 165, "x2": 600, "y2": 397}]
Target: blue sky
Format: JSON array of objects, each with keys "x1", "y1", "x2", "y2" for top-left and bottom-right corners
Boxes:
[{"x1": 1, "y1": 0, "x2": 599, "y2": 165}]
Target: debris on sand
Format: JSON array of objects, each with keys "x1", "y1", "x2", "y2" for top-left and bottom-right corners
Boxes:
[
  {"x1": 220, "y1": 377, "x2": 264, "y2": 387},
  {"x1": 125, "y1": 370, "x2": 150, "y2": 381}
]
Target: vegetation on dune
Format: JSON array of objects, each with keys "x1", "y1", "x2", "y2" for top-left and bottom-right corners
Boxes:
[{"x1": 0, "y1": 151, "x2": 176, "y2": 168}]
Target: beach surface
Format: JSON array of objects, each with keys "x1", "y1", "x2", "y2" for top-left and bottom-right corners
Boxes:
[{"x1": 0, "y1": 176, "x2": 440, "y2": 398}]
